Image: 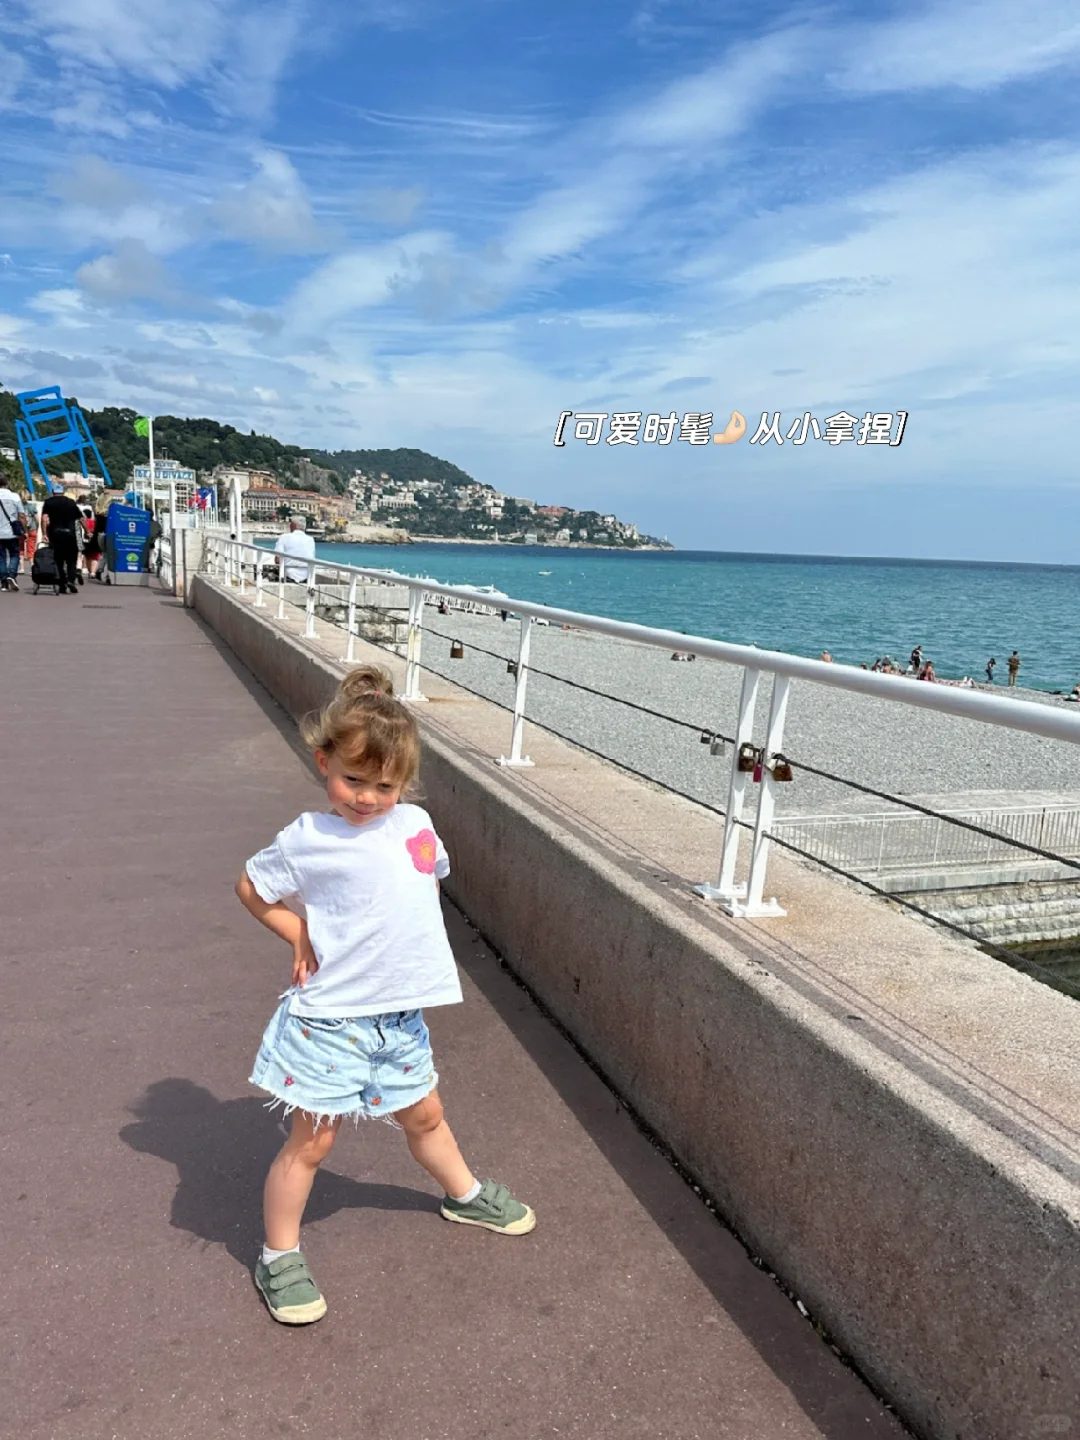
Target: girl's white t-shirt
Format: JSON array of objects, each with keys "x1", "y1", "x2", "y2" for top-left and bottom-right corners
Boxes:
[{"x1": 245, "y1": 804, "x2": 462, "y2": 1018}]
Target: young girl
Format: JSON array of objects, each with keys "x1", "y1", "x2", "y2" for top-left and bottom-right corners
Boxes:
[{"x1": 236, "y1": 664, "x2": 535, "y2": 1326}]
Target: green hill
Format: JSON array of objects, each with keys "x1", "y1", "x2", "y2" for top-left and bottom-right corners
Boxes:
[{"x1": 0, "y1": 388, "x2": 482, "y2": 498}]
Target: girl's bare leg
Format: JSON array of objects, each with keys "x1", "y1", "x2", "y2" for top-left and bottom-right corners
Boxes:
[
  {"x1": 263, "y1": 1111, "x2": 341, "y2": 1250},
  {"x1": 395, "y1": 1090, "x2": 475, "y2": 1197}
]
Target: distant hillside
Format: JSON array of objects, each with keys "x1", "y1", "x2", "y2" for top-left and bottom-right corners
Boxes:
[
  {"x1": 309, "y1": 446, "x2": 480, "y2": 491},
  {"x1": 0, "y1": 389, "x2": 469, "y2": 498},
  {"x1": 0, "y1": 386, "x2": 669, "y2": 547}
]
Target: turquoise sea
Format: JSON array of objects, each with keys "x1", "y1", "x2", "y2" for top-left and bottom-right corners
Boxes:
[{"x1": 303, "y1": 543, "x2": 1080, "y2": 693}]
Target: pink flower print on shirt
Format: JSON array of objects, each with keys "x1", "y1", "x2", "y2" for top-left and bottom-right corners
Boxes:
[{"x1": 406, "y1": 828, "x2": 438, "y2": 874}]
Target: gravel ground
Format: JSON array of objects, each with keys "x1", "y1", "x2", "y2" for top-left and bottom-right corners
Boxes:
[{"x1": 399, "y1": 605, "x2": 1080, "y2": 822}]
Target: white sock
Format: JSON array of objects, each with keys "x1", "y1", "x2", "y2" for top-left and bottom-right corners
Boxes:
[
  {"x1": 261, "y1": 1244, "x2": 300, "y2": 1265},
  {"x1": 451, "y1": 1179, "x2": 482, "y2": 1204}
]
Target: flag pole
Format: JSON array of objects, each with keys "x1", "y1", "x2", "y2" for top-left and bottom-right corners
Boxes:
[{"x1": 147, "y1": 415, "x2": 156, "y2": 514}]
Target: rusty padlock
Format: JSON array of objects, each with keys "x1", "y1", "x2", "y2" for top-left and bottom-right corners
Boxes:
[
  {"x1": 771, "y1": 754, "x2": 794, "y2": 782},
  {"x1": 737, "y1": 742, "x2": 758, "y2": 773}
]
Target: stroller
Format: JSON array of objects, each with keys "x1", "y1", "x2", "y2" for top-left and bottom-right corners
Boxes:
[{"x1": 31, "y1": 545, "x2": 62, "y2": 595}]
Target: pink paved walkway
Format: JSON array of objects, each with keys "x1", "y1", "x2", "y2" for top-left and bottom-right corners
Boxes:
[{"x1": 1, "y1": 584, "x2": 909, "y2": 1440}]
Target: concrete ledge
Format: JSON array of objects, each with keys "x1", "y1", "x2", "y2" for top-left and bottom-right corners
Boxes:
[{"x1": 193, "y1": 575, "x2": 1079, "y2": 1440}]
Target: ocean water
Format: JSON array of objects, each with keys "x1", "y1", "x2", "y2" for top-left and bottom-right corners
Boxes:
[{"x1": 306, "y1": 543, "x2": 1080, "y2": 693}]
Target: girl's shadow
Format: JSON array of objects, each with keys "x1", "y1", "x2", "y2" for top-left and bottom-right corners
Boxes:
[{"x1": 121, "y1": 1078, "x2": 434, "y2": 1266}]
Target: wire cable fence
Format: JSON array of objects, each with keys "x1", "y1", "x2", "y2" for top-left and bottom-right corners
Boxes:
[{"x1": 210, "y1": 538, "x2": 1080, "y2": 999}]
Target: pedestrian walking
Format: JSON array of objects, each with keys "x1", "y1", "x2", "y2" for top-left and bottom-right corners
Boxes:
[
  {"x1": 40, "y1": 485, "x2": 86, "y2": 594},
  {"x1": 0, "y1": 481, "x2": 29, "y2": 592},
  {"x1": 909, "y1": 645, "x2": 923, "y2": 674},
  {"x1": 985, "y1": 657, "x2": 996, "y2": 684},
  {"x1": 235, "y1": 664, "x2": 535, "y2": 1326},
  {"x1": 1007, "y1": 650, "x2": 1021, "y2": 687}
]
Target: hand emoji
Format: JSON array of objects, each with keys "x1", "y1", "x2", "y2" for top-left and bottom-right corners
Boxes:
[{"x1": 713, "y1": 411, "x2": 746, "y2": 445}]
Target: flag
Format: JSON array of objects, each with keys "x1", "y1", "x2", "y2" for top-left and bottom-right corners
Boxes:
[{"x1": 134, "y1": 416, "x2": 150, "y2": 437}]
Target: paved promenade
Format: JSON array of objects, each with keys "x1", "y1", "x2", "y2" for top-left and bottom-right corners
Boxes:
[{"x1": 2, "y1": 584, "x2": 907, "y2": 1440}]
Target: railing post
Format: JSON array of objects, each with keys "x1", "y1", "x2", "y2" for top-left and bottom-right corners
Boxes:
[
  {"x1": 304, "y1": 560, "x2": 317, "y2": 638},
  {"x1": 497, "y1": 614, "x2": 535, "y2": 768},
  {"x1": 239, "y1": 544, "x2": 247, "y2": 596},
  {"x1": 253, "y1": 548, "x2": 265, "y2": 607},
  {"x1": 726, "y1": 674, "x2": 790, "y2": 918},
  {"x1": 345, "y1": 575, "x2": 357, "y2": 661},
  {"x1": 696, "y1": 665, "x2": 760, "y2": 902},
  {"x1": 404, "y1": 587, "x2": 428, "y2": 702},
  {"x1": 276, "y1": 564, "x2": 286, "y2": 620}
]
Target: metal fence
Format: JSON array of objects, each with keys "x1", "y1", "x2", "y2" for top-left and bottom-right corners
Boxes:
[
  {"x1": 773, "y1": 805, "x2": 1080, "y2": 876},
  {"x1": 200, "y1": 534, "x2": 1080, "y2": 922}
]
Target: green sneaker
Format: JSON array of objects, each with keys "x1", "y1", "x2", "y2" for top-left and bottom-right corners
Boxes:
[
  {"x1": 253, "y1": 1252, "x2": 328, "y2": 1325},
  {"x1": 440, "y1": 1179, "x2": 536, "y2": 1235}
]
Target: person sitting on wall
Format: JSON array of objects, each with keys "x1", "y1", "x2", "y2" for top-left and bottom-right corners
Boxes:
[{"x1": 274, "y1": 517, "x2": 317, "y2": 583}]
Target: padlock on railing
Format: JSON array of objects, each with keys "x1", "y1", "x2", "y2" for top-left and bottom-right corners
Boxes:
[
  {"x1": 769, "y1": 753, "x2": 794, "y2": 782},
  {"x1": 506, "y1": 659, "x2": 518, "y2": 678},
  {"x1": 700, "y1": 729, "x2": 712, "y2": 745},
  {"x1": 709, "y1": 736, "x2": 725, "y2": 757},
  {"x1": 450, "y1": 639, "x2": 464, "y2": 660},
  {"x1": 737, "y1": 742, "x2": 758, "y2": 773}
]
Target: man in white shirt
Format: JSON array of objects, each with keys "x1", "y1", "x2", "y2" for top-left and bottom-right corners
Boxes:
[
  {"x1": 0, "y1": 483, "x2": 30, "y2": 592},
  {"x1": 274, "y1": 518, "x2": 317, "y2": 582}
]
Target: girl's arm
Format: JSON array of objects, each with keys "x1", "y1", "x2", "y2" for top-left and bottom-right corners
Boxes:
[{"x1": 235, "y1": 870, "x2": 318, "y2": 987}]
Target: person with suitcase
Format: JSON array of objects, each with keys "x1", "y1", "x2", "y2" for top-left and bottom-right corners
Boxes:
[{"x1": 40, "y1": 485, "x2": 85, "y2": 594}]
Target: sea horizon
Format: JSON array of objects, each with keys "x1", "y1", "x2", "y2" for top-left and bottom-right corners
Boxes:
[{"x1": 266, "y1": 539, "x2": 1080, "y2": 692}]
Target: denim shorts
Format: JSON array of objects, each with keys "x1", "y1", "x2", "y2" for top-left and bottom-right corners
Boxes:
[{"x1": 250, "y1": 997, "x2": 438, "y2": 1125}]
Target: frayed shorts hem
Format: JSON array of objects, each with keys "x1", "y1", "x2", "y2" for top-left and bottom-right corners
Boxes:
[{"x1": 250, "y1": 1074, "x2": 439, "y2": 1130}]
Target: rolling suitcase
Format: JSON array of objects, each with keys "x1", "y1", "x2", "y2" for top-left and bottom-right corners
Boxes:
[{"x1": 31, "y1": 545, "x2": 62, "y2": 594}]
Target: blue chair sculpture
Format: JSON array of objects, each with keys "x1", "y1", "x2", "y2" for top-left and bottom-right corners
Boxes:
[{"x1": 15, "y1": 385, "x2": 114, "y2": 496}]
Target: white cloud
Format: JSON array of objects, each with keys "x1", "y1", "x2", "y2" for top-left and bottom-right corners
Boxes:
[
  {"x1": 75, "y1": 239, "x2": 182, "y2": 303},
  {"x1": 611, "y1": 26, "x2": 807, "y2": 148},
  {"x1": 283, "y1": 231, "x2": 451, "y2": 331},
  {"x1": 15, "y1": 0, "x2": 229, "y2": 89},
  {"x1": 836, "y1": 0, "x2": 1080, "y2": 92},
  {"x1": 49, "y1": 154, "x2": 144, "y2": 212},
  {"x1": 0, "y1": 43, "x2": 27, "y2": 108},
  {"x1": 209, "y1": 149, "x2": 331, "y2": 252},
  {"x1": 361, "y1": 186, "x2": 425, "y2": 227}
]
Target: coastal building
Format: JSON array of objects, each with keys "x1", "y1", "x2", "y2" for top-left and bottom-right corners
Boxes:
[
  {"x1": 241, "y1": 487, "x2": 321, "y2": 520},
  {"x1": 554, "y1": 528, "x2": 571, "y2": 545}
]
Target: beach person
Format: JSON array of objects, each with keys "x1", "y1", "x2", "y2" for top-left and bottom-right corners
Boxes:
[
  {"x1": 919, "y1": 660, "x2": 936, "y2": 682},
  {"x1": 1007, "y1": 651, "x2": 1020, "y2": 687},
  {"x1": 909, "y1": 645, "x2": 923, "y2": 674},
  {"x1": 0, "y1": 483, "x2": 29, "y2": 591},
  {"x1": 274, "y1": 517, "x2": 317, "y2": 582},
  {"x1": 985, "y1": 657, "x2": 996, "y2": 684},
  {"x1": 40, "y1": 485, "x2": 85, "y2": 594},
  {"x1": 819, "y1": 649, "x2": 833, "y2": 663},
  {"x1": 235, "y1": 664, "x2": 535, "y2": 1325}
]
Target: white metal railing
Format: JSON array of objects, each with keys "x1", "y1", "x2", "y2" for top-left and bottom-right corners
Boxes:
[
  {"x1": 201, "y1": 535, "x2": 1080, "y2": 920},
  {"x1": 774, "y1": 804, "x2": 1080, "y2": 876}
]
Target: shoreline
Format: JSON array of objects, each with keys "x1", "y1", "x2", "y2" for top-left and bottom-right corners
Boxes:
[{"x1": 325, "y1": 536, "x2": 673, "y2": 551}]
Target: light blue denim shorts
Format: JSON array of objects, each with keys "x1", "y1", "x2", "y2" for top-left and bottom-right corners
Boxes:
[{"x1": 250, "y1": 997, "x2": 438, "y2": 1125}]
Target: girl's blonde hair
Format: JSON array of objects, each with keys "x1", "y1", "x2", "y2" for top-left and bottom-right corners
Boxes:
[{"x1": 301, "y1": 665, "x2": 421, "y2": 793}]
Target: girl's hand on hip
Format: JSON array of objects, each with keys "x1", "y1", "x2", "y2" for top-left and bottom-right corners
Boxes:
[{"x1": 292, "y1": 923, "x2": 319, "y2": 987}]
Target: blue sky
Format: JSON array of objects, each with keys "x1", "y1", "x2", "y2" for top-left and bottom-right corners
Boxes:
[{"x1": 1, "y1": 0, "x2": 1079, "y2": 560}]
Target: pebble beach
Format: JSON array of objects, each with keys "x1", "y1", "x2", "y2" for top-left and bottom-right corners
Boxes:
[{"x1": 414, "y1": 605, "x2": 1080, "y2": 820}]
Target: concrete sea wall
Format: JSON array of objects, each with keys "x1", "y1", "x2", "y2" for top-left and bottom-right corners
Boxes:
[{"x1": 193, "y1": 575, "x2": 1079, "y2": 1440}]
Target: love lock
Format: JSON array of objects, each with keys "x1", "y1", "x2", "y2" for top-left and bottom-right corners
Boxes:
[
  {"x1": 506, "y1": 659, "x2": 518, "y2": 677},
  {"x1": 770, "y1": 754, "x2": 794, "y2": 782},
  {"x1": 737, "y1": 742, "x2": 759, "y2": 773},
  {"x1": 449, "y1": 639, "x2": 464, "y2": 660},
  {"x1": 709, "y1": 736, "x2": 725, "y2": 757}
]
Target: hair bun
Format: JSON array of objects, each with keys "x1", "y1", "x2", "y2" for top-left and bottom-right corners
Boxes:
[{"x1": 338, "y1": 664, "x2": 395, "y2": 702}]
